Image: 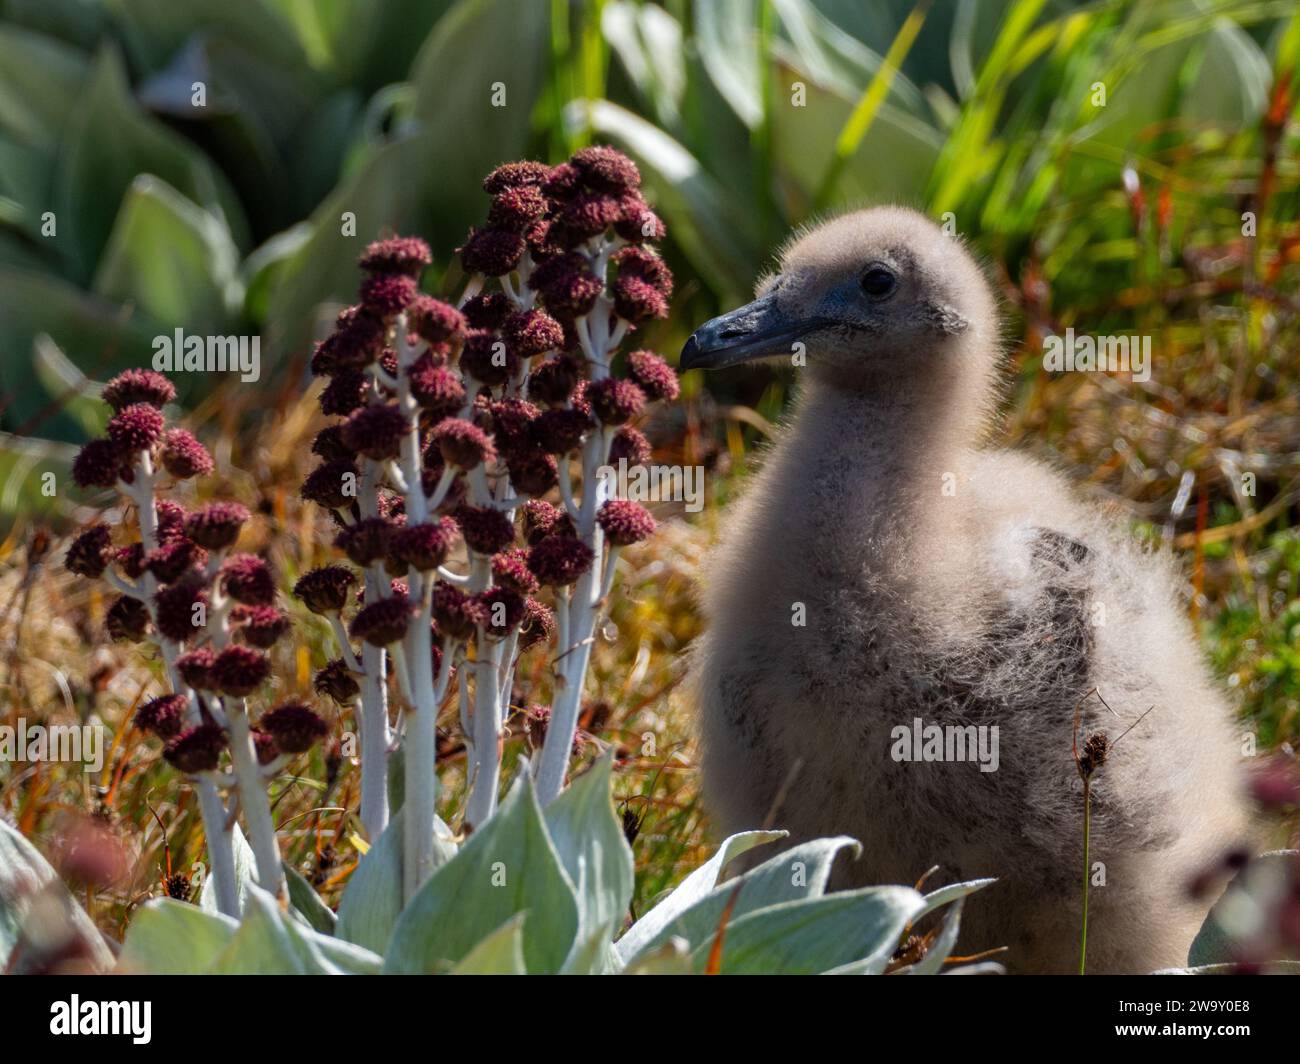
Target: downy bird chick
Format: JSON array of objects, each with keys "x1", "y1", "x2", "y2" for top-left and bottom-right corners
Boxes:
[{"x1": 681, "y1": 206, "x2": 1252, "y2": 974}]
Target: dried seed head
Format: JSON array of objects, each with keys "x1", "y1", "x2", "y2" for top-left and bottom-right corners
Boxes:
[
  {"x1": 491, "y1": 548, "x2": 539, "y2": 594},
  {"x1": 503, "y1": 309, "x2": 564, "y2": 359},
  {"x1": 314, "y1": 659, "x2": 360, "y2": 703},
  {"x1": 432, "y1": 417, "x2": 497, "y2": 470},
  {"x1": 164, "y1": 724, "x2": 228, "y2": 774},
  {"x1": 455, "y1": 505, "x2": 516, "y2": 556},
  {"x1": 461, "y1": 291, "x2": 512, "y2": 330},
  {"x1": 409, "y1": 295, "x2": 467, "y2": 345},
  {"x1": 517, "y1": 597, "x2": 556, "y2": 651},
  {"x1": 359, "y1": 272, "x2": 418, "y2": 316},
  {"x1": 301, "y1": 459, "x2": 358, "y2": 510},
  {"x1": 505, "y1": 450, "x2": 558, "y2": 496},
  {"x1": 527, "y1": 354, "x2": 582, "y2": 407},
  {"x1": 145, "y1": 538, "x2": 208, "y2": 584},
  {"x1": 390, "y1": 518, "x2": 459, "y2": 572},
  {"x1": 135, "y1": 694, "x2": 188, "y2": 739},
  {"x1": 608, "y1": 426, "x2": 651, "y2": 467},
  {"x1": 153, "y1": 575, "x2": 208, "y2": 642},
  {"x1": 459, "y1": 330, "x2": 519, "y2": 387},
  {"x1": 588, "y1": 377, "x2": 646, "y2": 426},
  {"x1": 569, "y1": 146, "x2": 641, "y2": 192},
  {"x1": 106, "y1": 594, "x2": 151, "y2": 642},
  {"x1": 530, "y1": 252, "x2": 603, "y2": 317},
  {"x1": 233, "y1": 604, "x2": 291, "y2": 648},
  {"x1": 483, "y1": 160, "x2": 552, "y2": 195},
  {"x1": 477, "y1": 586, "x2": 525, "y2": 639},
  {"x1": 430, "y1": 582, "x2": 488, "y2": 641},
  {"x1": 211, "y1": 645, "x2": 271, "y2": 697},
  {"x1": 65, "y1": 524, "x2": 113, "y2": 578},
  {"x1": 320, "y1": 368, "x2": 371, "y2": 417},
  {"x1": 488, "y1": 184, "x2": 549, "y2": 231},
  {"x1": 294, "y1": 565, "x2": 358, "y2": 614},
  {"x1": 334, "y1": 518, "x2": 396, "y2": 568},
  {"x1": 341, "y1": 402, "x2": 408, "y2": 461},
  {"x1": 521, "y1": 499, "x2": 575, "y2": 545},
  {"x1": 259, "y1": 702, "x2": 328, "y2": 754},
  {"x1": 175, "y1": 647, "x2": 217, "y2": 690},
  {"x1": 349, "y1": 593, "x2": 414, "y2": 646},
  {"x1": 530, "y1": 407, "x2": 592, "y2": 455}
]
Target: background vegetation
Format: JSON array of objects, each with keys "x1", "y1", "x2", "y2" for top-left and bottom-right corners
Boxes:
[{"x1": 0, "y1": 0, "x2": 1296, "y2": 937}]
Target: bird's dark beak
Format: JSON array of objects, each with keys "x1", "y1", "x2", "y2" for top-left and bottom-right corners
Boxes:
[{"x1": 680, "y1": 292, "x2": 822, "y2": 371}]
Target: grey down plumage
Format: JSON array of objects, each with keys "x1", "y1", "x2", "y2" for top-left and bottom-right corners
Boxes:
[{"x1": 681, "y1": 206, "x2": 1252, "y2": 974}]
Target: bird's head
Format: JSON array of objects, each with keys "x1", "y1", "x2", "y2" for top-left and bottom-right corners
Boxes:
[{"x1": 680, "y1": 206, "x2": 998, "y2": 394}]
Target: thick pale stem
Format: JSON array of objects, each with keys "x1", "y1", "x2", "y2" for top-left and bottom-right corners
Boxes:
[
  {"x1": 357, "y1": 463, "x2": 391, "y2": 838},
  {"x1": 225, "y1": 703, "x2": 285, "y2": 899},
  {"x1": 464, "y1": 638, "x2": 505, "y2": 830}
]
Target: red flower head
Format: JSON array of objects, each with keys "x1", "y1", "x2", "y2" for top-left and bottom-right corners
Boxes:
[
  {"x1": 318, "y1": 305, "x2": 388, "y2": 371},
  {"x1": 349, "y1": 593, "x2": 414, "y2": 646},
  {"x1": 489, "y1": 185, "x2": 549, "y2": 231},
  {"x1": 359, "y1": 272, "x2": 418, "y2": 316},
  {"x1": 483, "y1": 160, "x2": 553, "y2": 194},
  {"x1": 220, "y1": 553, "x2": 275, "y2": 606},
  {"x1": 102, "y1": 369, "x2": 175, "y2": 411},
  {"x1": 106, "y1": 595, "x2": 151, "y2": 642},
  {"x1": 175, "y1": 647, "x2": 217, "y2": 690},
  {"x1": 455, "y1": 505, "x2": 516, "y2": 556},
  {"x1": 521, "y1": 499, "x2": 575, "y2": 545},
  {"x1": 184, "y1": 502, "x2": 249, "y2": 551},
  {"x1": 135, "y1": 694, "x2": 188, "y2": 739},
  {"x1": 488, "y1": 398, "x2": 540, "y2": 456},
  {"x1": 626, "y1": 350, "x2": 679, "y2": 402},
  {"x1": 155, "y1": 499, "x2": 189, "y2": 544},
  {"x1": 459, "y1": 330, "x2": 519, "y2": 387},
  {"x1": 570, "y1": 146, "x2": 641, "y2": 192},
  {"x1": 431, "y1": 582, "x2": 487, "y2": 641},
  {"x1": 527, "y1": 353, "x2": 582, "y2": 407},
  {"x1": 233, "y1": 604, "x2": 291, "y2": 648},
  {"x1": 530, "y1": 253, "x2": 603, "y2": 317},
  {"x1": 153, "y1": 575, "x2": 208, "y2": 642},
  {"x1": 72, "y1": 438, "x2": 127, "y2": 489},
  {"x1": 320, "y1": 368, "x2": 371, "y2": 416},
  {"x1": 609, "y1": 426, "x2": 652, "y2": 466},
  {"x1": 107, "y1": 404, "x2": 165, "y2": 453},
  {"x1": 556, "y1": 193, "x2": 623, "y2": 244},
  {"x1": 341, "y1": 402, "x2": 407, "y2": 461},
  {"x1": 461, "y1": 291, "x2": 512, "y2": 330},
  {"x1": 294, "y1": 565, "x2": 358, "y2": 614},
  {"x1": 409, "y1": 296, "x2": 467, "y2": 345},
  {"x1": 66, "y1": 524, "x2": 112, "y2": 578},
  {"x1": 491, "y1": 547, "x2": 539, "y2": 594},
  {"x1": 164, "y1": 724, "x2": 228, "y2": 774},
  {"x1": 391, "y1": 518, "x2": 459, "y2": 572},
  {"x1": 613, "y1": 192, "x2": 666, "y2": 244},
  {"x1": 530, "y1": 407, "x2": 592, "y2": 454},
  {"x1": 477, "y1": 586, "x2": 525, "y2": 639},
  {"x1": 506, "y1": 450, "x2": 558, "y2": 496},
  {"x1": 503, "y1": 309, "x2": 564, "y2": 359},
  {"x1": 160, "y1": 429, "x2": 214, "y2": 479},
  {"x1": 588, "y1": 377, "x2": 646, "y2": 426},
  {"x1": 459, "y1": 227, "x2": 525, "y2": 277},
  {"x1": 259, "y1": 702, "x2": 328, "y2": 754},
  {"x1": 432, "y1": 417, "x2": 497, "y2": 470},
  {"x1": 597, "y1": 499, "x2": 656, "y2": 546},
  {"x1": 145, "y1": 539, "x2": 207, "y2": 584},
  {"x1": 211, "y1": 645, "x2": 271, "y2": 697},
  {"x1": 528, "y1": 535, "x2": 594, "y2": 587},
  {"x1": 359, "y1": 236, "x2": 432, "y2": 277}
]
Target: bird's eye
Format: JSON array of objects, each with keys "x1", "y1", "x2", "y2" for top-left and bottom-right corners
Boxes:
[{"x1": 860, "y1": 266, "x2": 896, "y2": 299}]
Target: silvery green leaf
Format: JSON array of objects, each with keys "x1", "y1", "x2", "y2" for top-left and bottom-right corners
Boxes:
[
  {"x1": 613, "y1": 829, "x2": 786, "y2": 964},
  {"x1": 916, "y1": 876, "x2": 998, "y2": 920},
  {"x1": 1188, "y1": 850, "x2": 1299, "y2": 967},
  {"x1": 544, "y1": 751, "x2": 633, "y2": 970},
  {"x1": 284, "y1": 862, "x2": 336, "y2": 934},
  {"x1": 384, "y1": 774, "x2": 579, "y2": 974},
  {"x1": 0, "y1": 818, "x2": 114, "y2": 973},
  {"x1": 200, "y1": 825, "x2": 254, "y2": 915},
  {"x1": 622, "y1": 835, "x2": 860, "y2": 963},
  {"x1": 694, "y1": 0, "x2": 763, "y2": 127},
  {"x1": 118, "y1": 899, "x2": 236, "y2": 974},
  {"x1": 563, "y1": 919, "x2": 620, "y2": 975},
  {"x1": 451, "y1": 914, "x2": 528, "y2": 975},
  {"x1": 209, "y1": 886, "x2": 380, "y2": 974},
  {"x1": 945, "y1": 961, "x2": 1006, "y2": 975},
  {"x1": 622, "y1": 937, "x2": 693, "y2": 975},
  {"x1": 1155, "y1": 962, "x2": 1300, "y2": 975},
  {"x1": 688, "y1": 886, "x2": 925, "y2": 975},
  {"x1": 336, "y1": 806, "x2": 456, "y2": 955}
]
